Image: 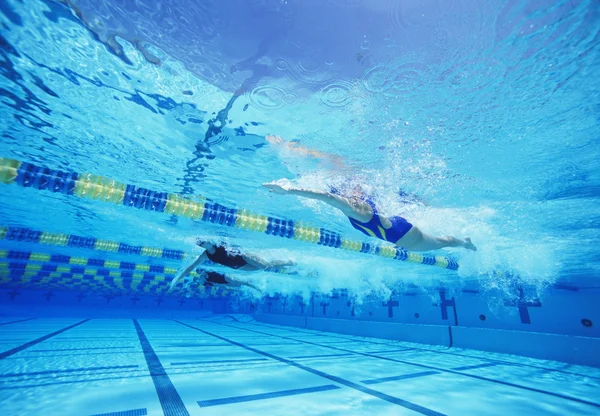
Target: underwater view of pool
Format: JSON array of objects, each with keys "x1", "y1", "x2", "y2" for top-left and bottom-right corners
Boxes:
[{"x1": 0, "y1": 0, "x2": 599, "y2": 414}]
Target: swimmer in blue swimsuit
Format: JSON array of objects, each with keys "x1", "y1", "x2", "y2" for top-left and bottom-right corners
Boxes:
[{"x1": 263, "y1": 179, "x2": 477, "y2": 252}]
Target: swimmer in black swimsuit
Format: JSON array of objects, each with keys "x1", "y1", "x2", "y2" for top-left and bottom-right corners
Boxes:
[
  {"x1": 201, "y1": 270, "x2": 229, "y2": 286},
  {"x1": 263, "y1": 179, "x2": 476, "y2": 252},
  {"x1": 199, "y1": 268, "x2": 261, "y2": 291},
  {"x1": 179, "y1": 268, "x2": 262, "y2": 293},
  {"x1": 170, "y1": 240, "x2": 295, "y2": 289}
]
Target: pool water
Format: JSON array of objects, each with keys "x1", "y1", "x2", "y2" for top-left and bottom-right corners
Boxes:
[{"x1": 0, "y1": 0, "x2": 599, "y2": 415}]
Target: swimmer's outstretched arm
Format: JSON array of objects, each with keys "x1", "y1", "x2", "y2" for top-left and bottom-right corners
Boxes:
[
  {"x1": 263, "y1": 179, "x2": 372, "y2": 222},
  {"x1": 169, "y1": 252, "x2": 209, "y2": 290},
  {"x1": 265, "y1": 180, "x2": 477, "y2": 252},
  {"x1": 266, "y1": 135, "x2": 346, "y2": 168}
]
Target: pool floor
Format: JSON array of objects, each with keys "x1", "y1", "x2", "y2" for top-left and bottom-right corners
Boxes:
[{"x1": 0, "y1": 316, "x2": 599, "y2": 415}]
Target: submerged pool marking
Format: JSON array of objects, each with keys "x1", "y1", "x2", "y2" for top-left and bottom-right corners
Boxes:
[
  {"x1": 0, "y1": 249, "x2": 299, "y2": 279},
  {"x1": 0, "y1": 364, "x2": 140, "y2": 379},
  {"x1": 0, "y1": 265, "x2": 231, "y2": 297},
  {"x1": 133, "y1": 319, "x2": 190, "y2": 416},
  {"x1": 0, "y1": 319, "x2": 90, "y2": 360},
  {"x1": 0, "y1": 158, "x2": 459, "y2": 271},
  {"x1": 175, "y1": 320, "x2": 445, "y2": 416},
  {"x1": 0, "y1": 318, "x2": 37, "y2": 326},
  {"x1": 0, "y1": 225, "x2": 186, "y2": 260},
  {"x1": 1, "y1": 269, "x2": 177, "y2": 292},
  {"x1": 220, "y1": 320, "x2": 600, "y2": 409},
  {"x1": 0, "y1": 272, "x2": 171, "y2": 296},
  {"x1": 1, "y1": 261, "x2": 172, "y2": 280},
  {"x1": 0, "y1": 250, "x2": 181, "y2": 274},
  {"x1": 361, "y1": 371, "x2": 441, "y2": 385},
  {"x1": 0, "y1": 273, "x2": 230, "y2": 298},
  {"x1": 87, "y1": 409, "x2": 148, "y2": 416},
  {"x1": 197, "y1": 385, "x2": 341, "y2": 407}
]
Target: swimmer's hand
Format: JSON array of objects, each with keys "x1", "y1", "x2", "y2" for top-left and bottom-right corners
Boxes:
[
  {"x1": 265, "y1": 135, "x2": 284, "y2": 145},
  {"x1": 463, "y1": 237, "x2": 477, "y2": 251},
  {"x1": 262, "y1": 179, "x2": 293, "y2": 194}
]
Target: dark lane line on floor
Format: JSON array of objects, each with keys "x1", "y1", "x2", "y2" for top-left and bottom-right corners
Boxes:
[
  {"x1": 213, "y1": 320, "x2": 600, "y2": 409},
  {"x1": 288, "y1": 353, "x2": 354, "y2": 360},
  {"x1": 245, "y1": 320, "x2": 399, "y2": 345},
  {"x1": 0, "y1": 363, "x2": 251, "y2": 390},
  {"x1": 362, "y1": 371, "x2": 441, "y2": 385},
  {"x1": 175, "y1": 320, "x2": 445, "y2": 416},
  {"x1": 0, "y1": 318, "x2": 37, "y2": 326},
  {"x1": 18, "y1": 352, "x2": 141, "y2": 357},
  {"x1": 451, "y1": 363, "x2": 500, "y2": 371},
  {"x1": 198, "y1": 385, "x2": 340, "y2": 407},
  {"x1": 0, "y1": 373, "x2": 150, "y2": 390},
  {"x1": 157, "y1": 344, "x2": 233, "y2": 348},
  {"x1": 31, "y1": 346, "x2": 137, "y2": 352},
  {"x1": 364, "y1": 348, "x2": 415, "y2": 354},
  {"x1": 88, "y1": 408, "x2": 147, "y2": 416},
  {"x1": 0, "y1": 364, "x2": 139, "y2": 378},
  {"x1": 170, "y1": 358, "x2": 269, "y2": 366},
  {"x1": 0, "y1": 319, "x2": 90, "y2": 360},
  {"x1": 38, "y1": 336, "x2": 139, "y2": 340},
  {"x1": 244, "y1": 320, "x2": 600, "y2": 381},
  {"x1": 133, "y1": 320, "x2": 190, "y2": 416}
]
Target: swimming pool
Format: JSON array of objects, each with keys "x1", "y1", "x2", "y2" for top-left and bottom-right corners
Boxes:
[{"x1": 0, "y1": 0, "x2": 599, "y2": 414}]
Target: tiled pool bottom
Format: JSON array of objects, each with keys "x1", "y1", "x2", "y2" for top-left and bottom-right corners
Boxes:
[{"x1": 0, "y1": 317, "x2": 599, "y2": 416}]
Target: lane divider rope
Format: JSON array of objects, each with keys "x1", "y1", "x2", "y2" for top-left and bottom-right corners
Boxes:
[
  {"x1": 0, "y1": 158, "x2": 459, "y2": 271},
  {"x1": 0, "y1": 225, "x2": 186, "y2": 260},
  {"x1": 0, "y1": 265, "x2": 229, "y2": 297},
  {"x1": 0, "y1": 249, "x2": 296, "y2": 276}
]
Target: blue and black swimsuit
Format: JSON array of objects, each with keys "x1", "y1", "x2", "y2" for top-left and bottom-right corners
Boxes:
[{"x1": 348, "y1": 198, "x2": 413, "y2": 244}]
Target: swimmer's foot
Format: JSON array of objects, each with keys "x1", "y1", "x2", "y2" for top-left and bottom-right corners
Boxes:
[
  {"x1": 262, "y1": 178, "x2": 293, "y2": 194},
  {"x1": 463, "y1": 237, "x2": 477, "y2": 251},
  {"x1": 265, "y1": 135, "x2": 284, "y2": 145}
]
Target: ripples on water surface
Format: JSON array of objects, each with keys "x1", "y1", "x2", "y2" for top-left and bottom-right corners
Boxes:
[{"x1": 0, "y1": 0, "x2": 599, "y2": 302}]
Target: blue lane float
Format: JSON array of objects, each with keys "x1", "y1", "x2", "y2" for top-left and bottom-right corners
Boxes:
[{"x1": 0, "y1": 157, "x2": 460, "y2": 271}]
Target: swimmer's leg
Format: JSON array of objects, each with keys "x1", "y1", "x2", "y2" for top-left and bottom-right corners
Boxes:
[
  {"x1": 240, "y1": 254, "x2": 268, "y2": 270},
  {"x1": 266, "y1": 259, "x2": 296, "y2": 268},
  {"x1": 240, "y1": 254, "x2": 295, "y2": 271},
  {"x1": 397, "y1": 226, "x2": 477, "y2": 252}
]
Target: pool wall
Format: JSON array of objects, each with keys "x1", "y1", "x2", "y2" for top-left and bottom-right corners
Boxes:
[
  {"x1": 247, "y1": 287, "x2": 600, "y2": 368},
  {"x1": 0, "y1": 288, "x2": 228, "y2": 319},
  {"x1": 1, "y1": 285, "x2": 599, "y2": 368}
]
